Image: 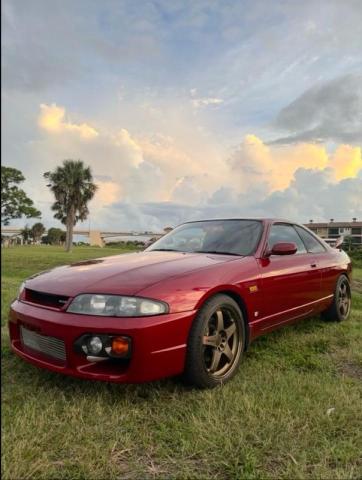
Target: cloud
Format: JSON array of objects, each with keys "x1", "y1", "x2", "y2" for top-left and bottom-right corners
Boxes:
[
  {"x1": 27, "y1": 103, "x2": 362, "y2": 231},
  {"x1": 34, "y1": 103, "x2": 225, "y2": 220},
  {"x1": 97, "y1": 166, "x2": 362, "y2": 231},
  {"x1": 191, "y1": 97, "x2": 224, "y2": 108},
  {"x1": 8, "y1": 105, "x2": 362, "y2": 231},
  {"x1": 34, "y1": 103, "x2": 159, "y2": 212},
  {"x1": 2, "y1": 1, "x2": 86, "y2": 92},
  {"x1": 93, "y1": 180, "x2": 122, "y2": 205},
  {"x1": 169, "y1": 175, "x2": 209, "y2": 205},
  {"x1": 87, "y1": 129, "x2": 361, "y2": 230},
  {"x1": 252, "y1": 168, "x2": 362, "y2": 222},
  {"x1": 330, "y1": 145, "x2": 362, "y2": 180},
  {"x1": 271, "y1": 74, "x2": 362, "y2": 144},
  {"x1": 228, "y1": 134, "x2": 331, "y2": 192},
  {"x1": 138, "y1": 133, "x2": 200, "y2": 177},
  {"x1": 39, "y1": 104, "x2": 98, "y2": 139},
  {"x1": 2, "y1": 0, "x2": 164, "y2": 93},
  {"x1": 3, "y1": 0, "x2": 362, "y2": 236},
  {"x1": 227, "y1": 134, "x2": 361, "y2": 197},
  {"x1": 189, "y1": 87, "x2": 224, "y2": 108}
]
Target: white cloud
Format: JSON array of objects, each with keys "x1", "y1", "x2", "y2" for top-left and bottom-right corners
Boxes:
[
  {"x1": 191, "y1": 97, "x2": 224, "y2": 108},
  {"x1": 93, "y1": 180, "x2": 122, "y2": 205},
  {"x1": 6, "y1": 102, "x2": 362, "y2": 232},
  {"x1": 97, "y1": 166, "x2": 362, "y2": 231},
  {"x1": 188, "y1": 87, "x2": 224, "y2": 109},
  {"x1": 31, "y1": 103, "x2": 226, "y2": 224},
  {"x1": 169, "y1": 175, "x2": 209, "y2": 205},
  {"x1": 38, "y1": 103, "x2": 98, "y2": 139},
  {"x1": 252, "y1": 168, "x2": 362, "y2": 222},
  {"x1": 228, "y1": 134, "x2": 361, "y2": 193},
  {"x1": 32, "y1": 104, "x2": 165, "y2": 219}
]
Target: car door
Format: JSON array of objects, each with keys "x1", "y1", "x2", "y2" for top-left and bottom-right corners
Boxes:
[
  {"x1": 255, "y1": 223, "x2": 322, "y2": 332},
  {"x1": 294, "y1": 225, "x2": 336, "y2": 311}
]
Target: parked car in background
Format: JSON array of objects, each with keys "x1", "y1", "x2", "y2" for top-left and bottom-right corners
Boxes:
[{"x1": 9, "y1": 218, "x2": 352, "y2": 388}]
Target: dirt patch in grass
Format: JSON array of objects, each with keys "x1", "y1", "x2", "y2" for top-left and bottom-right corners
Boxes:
[
  {"x1": 330, "y1": 350, "x2": 362, "y2": 381},
  {"x1": 337, "y1": 361, "x2": 362, "y2": 381}
]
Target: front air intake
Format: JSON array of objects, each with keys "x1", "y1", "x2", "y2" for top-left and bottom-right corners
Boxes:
[{"x1": 24, "y1": 288, "x2": 69, "y2": 310}]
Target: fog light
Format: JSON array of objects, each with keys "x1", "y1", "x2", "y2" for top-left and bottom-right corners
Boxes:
[
  {"x1": 111, "y1": 336, "x2": 129, "y2": 356},
  {"x1": 74, "y1": 334, "x2": 131, "y2": 359},
  {"x1": 88, "y1": 336, "x2": 103, "y2": 355}
]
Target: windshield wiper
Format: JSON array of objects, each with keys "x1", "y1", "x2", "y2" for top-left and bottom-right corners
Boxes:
[
  {"x1": 194, "y1": 250, "x2": 243, "y2": 256},
  {"x1": 150, "y1": 248, "x2": 243, "y2": 256},
  {"x1": 150, "y1": 248, "x2": 180, "y2": 252}
]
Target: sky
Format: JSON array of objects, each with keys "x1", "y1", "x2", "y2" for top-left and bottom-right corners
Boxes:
[{"x1": 2, "y1": 0, "x2": 362, "y2": 232}]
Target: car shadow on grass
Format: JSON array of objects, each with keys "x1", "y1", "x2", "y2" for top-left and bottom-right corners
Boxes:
[
  {"x1": 4, "y1": 352, "x2": 195, "y2": 402},
  {"x1": 246, "y1": 314, "x2": 325, "y2": 351}
]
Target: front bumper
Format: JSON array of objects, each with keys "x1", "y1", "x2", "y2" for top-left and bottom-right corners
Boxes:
[{"x1": 9, "y1": 300, "x2": 196, "y2": 383}]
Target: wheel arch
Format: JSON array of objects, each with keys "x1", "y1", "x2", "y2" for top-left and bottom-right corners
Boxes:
[{"x1": 195, "y1": 287, "x2": 251, "y2": 350}]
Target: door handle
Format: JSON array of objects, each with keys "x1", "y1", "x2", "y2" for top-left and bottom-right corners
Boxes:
[{"x1": 310, "y1": 263, "x2": 317, "y2": 268}]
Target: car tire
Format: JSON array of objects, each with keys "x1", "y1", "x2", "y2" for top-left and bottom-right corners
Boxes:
[
  {"x1": 183, "y1": 294, "x2": 246, "y2": 389},
  {"x1": 321, "y1": 274, "x2": 351, "y2": 322}
]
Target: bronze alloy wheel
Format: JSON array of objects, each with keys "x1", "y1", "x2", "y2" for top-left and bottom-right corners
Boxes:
[
  {"x1": 321, "y1": 274, "x2": 352, "y2": 322},
  {"x1": 337, "y1": 278, "x2": 351, "y2": 320},
  {"x1": 203, "y1": 306, "x2": 241, "y2": 378},
  {"x1": 184, "y1": 294, "x2": 245, "y2": 388}
]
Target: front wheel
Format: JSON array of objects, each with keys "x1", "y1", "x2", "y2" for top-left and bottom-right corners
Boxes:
[
  {"x1": 183, "y1": 294, "x2": 245, "y2": 389},
  {"x1": 321, "y1": 275, "x2": 351, "y2": 322}
]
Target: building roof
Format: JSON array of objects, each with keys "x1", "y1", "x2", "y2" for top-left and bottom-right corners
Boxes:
[{"x1": 305, "y1": 222, "x2": 362, "y2": 228}]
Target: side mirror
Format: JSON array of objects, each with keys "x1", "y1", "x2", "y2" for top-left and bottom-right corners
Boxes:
[{"x1": 270, "y1": 242, "x2": 297, "y2": 256}]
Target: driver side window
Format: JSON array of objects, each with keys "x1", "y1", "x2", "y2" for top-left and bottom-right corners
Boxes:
[{"x1": 268, "y1": 224, "x2": 307, "y2": 254}]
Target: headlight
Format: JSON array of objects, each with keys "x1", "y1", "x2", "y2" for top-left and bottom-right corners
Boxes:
[{"x1": 67, "y1": 294, "x2": 168, "y2": 316}]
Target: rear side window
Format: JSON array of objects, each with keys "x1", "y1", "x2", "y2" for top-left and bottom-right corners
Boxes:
[
  {"x1": 295, "y1": 226, "x2": 326, "y2": 253},
  {"x1": 268, "y1": 224, "x2": 307, "y2": 254}
]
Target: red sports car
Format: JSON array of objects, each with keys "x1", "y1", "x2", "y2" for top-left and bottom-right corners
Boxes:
[{"x1": 9, "y1": 219, "x2": 352, "y2": 388}]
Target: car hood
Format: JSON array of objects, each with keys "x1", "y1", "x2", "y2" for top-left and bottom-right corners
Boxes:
[{"x1": 24, "y1": 251, "x2": 240, "y2": 297}]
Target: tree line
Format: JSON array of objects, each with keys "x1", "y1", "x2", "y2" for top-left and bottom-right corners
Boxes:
[
  {"x1": 1, "y1": 160, "x2": 97, "y2": 251},
  {"x1": 17, "y1": 224, "x2": 66, "y2": 245}
]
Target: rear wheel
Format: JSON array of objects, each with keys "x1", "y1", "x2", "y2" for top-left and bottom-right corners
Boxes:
[
  {"x1": 184, "y1": 294, "x2": 245, "y2": 389},
  {"x1": 321, "y1": 275, "x2": 351, "y2": 322}
]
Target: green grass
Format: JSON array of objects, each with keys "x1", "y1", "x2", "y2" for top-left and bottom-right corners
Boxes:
[{"x1": 2, "y1": 246, "x2": 362, "y2": 479}]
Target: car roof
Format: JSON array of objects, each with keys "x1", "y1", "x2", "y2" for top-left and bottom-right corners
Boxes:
[{"x1": 182, "y1": 218, "x2": 298, "y2": 225}]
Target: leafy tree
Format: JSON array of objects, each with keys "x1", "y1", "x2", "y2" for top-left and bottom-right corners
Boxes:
[
  {"x1": 44, "y1": 160, "x2": 97, "y2": 251},
  {"x1": 1, "y1": 166, "x2": 41, "y2": 225},
  {"x1": 20, "y1": 225, "x2": 32, "y2": 244},
  {"x1": 42, "y1": 228, "x2": 66, "y2": 245},
  {"x1": 31, "y1": 222, "x2": 46, "y2": 243},
  {"x1": 343, "y1": 235, "x2": 354, "y2": 252}
]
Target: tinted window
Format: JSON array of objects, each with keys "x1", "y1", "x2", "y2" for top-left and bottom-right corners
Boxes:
[
  {"x1": 295, "y1": 226, "x2": 326, "y2": 253},
  {"x1": 148, "y1": 220, "x2": 263, "y2": 256},
  {"x1": 268, "y1": 224, "x2": 307, "y2": 254}
]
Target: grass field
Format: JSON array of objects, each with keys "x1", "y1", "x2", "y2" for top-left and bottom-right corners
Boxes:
[{"x1": 2, "y1": 246, "x2": 362, "y2": 479}]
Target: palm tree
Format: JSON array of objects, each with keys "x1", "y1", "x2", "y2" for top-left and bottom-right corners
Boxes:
[
  {"x1": 20, "y1": 225, "x2": 32, "y2": 244},
  {"x1": 44, "y1": 160, "x2": 97, "y2": 251}
]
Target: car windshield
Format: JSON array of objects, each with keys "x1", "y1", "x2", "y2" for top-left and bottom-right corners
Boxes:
[{"x1": 147, "y1": 220, "x2": 263, "y2": 256}]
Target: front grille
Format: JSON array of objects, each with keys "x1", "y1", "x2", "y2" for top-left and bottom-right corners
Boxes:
[
  {"x1": 24, "y1": 288, "x2": 69, "y2": 310},
  {"x1": 20, "y1": 326, "x2": 66, "y2": 362}
]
